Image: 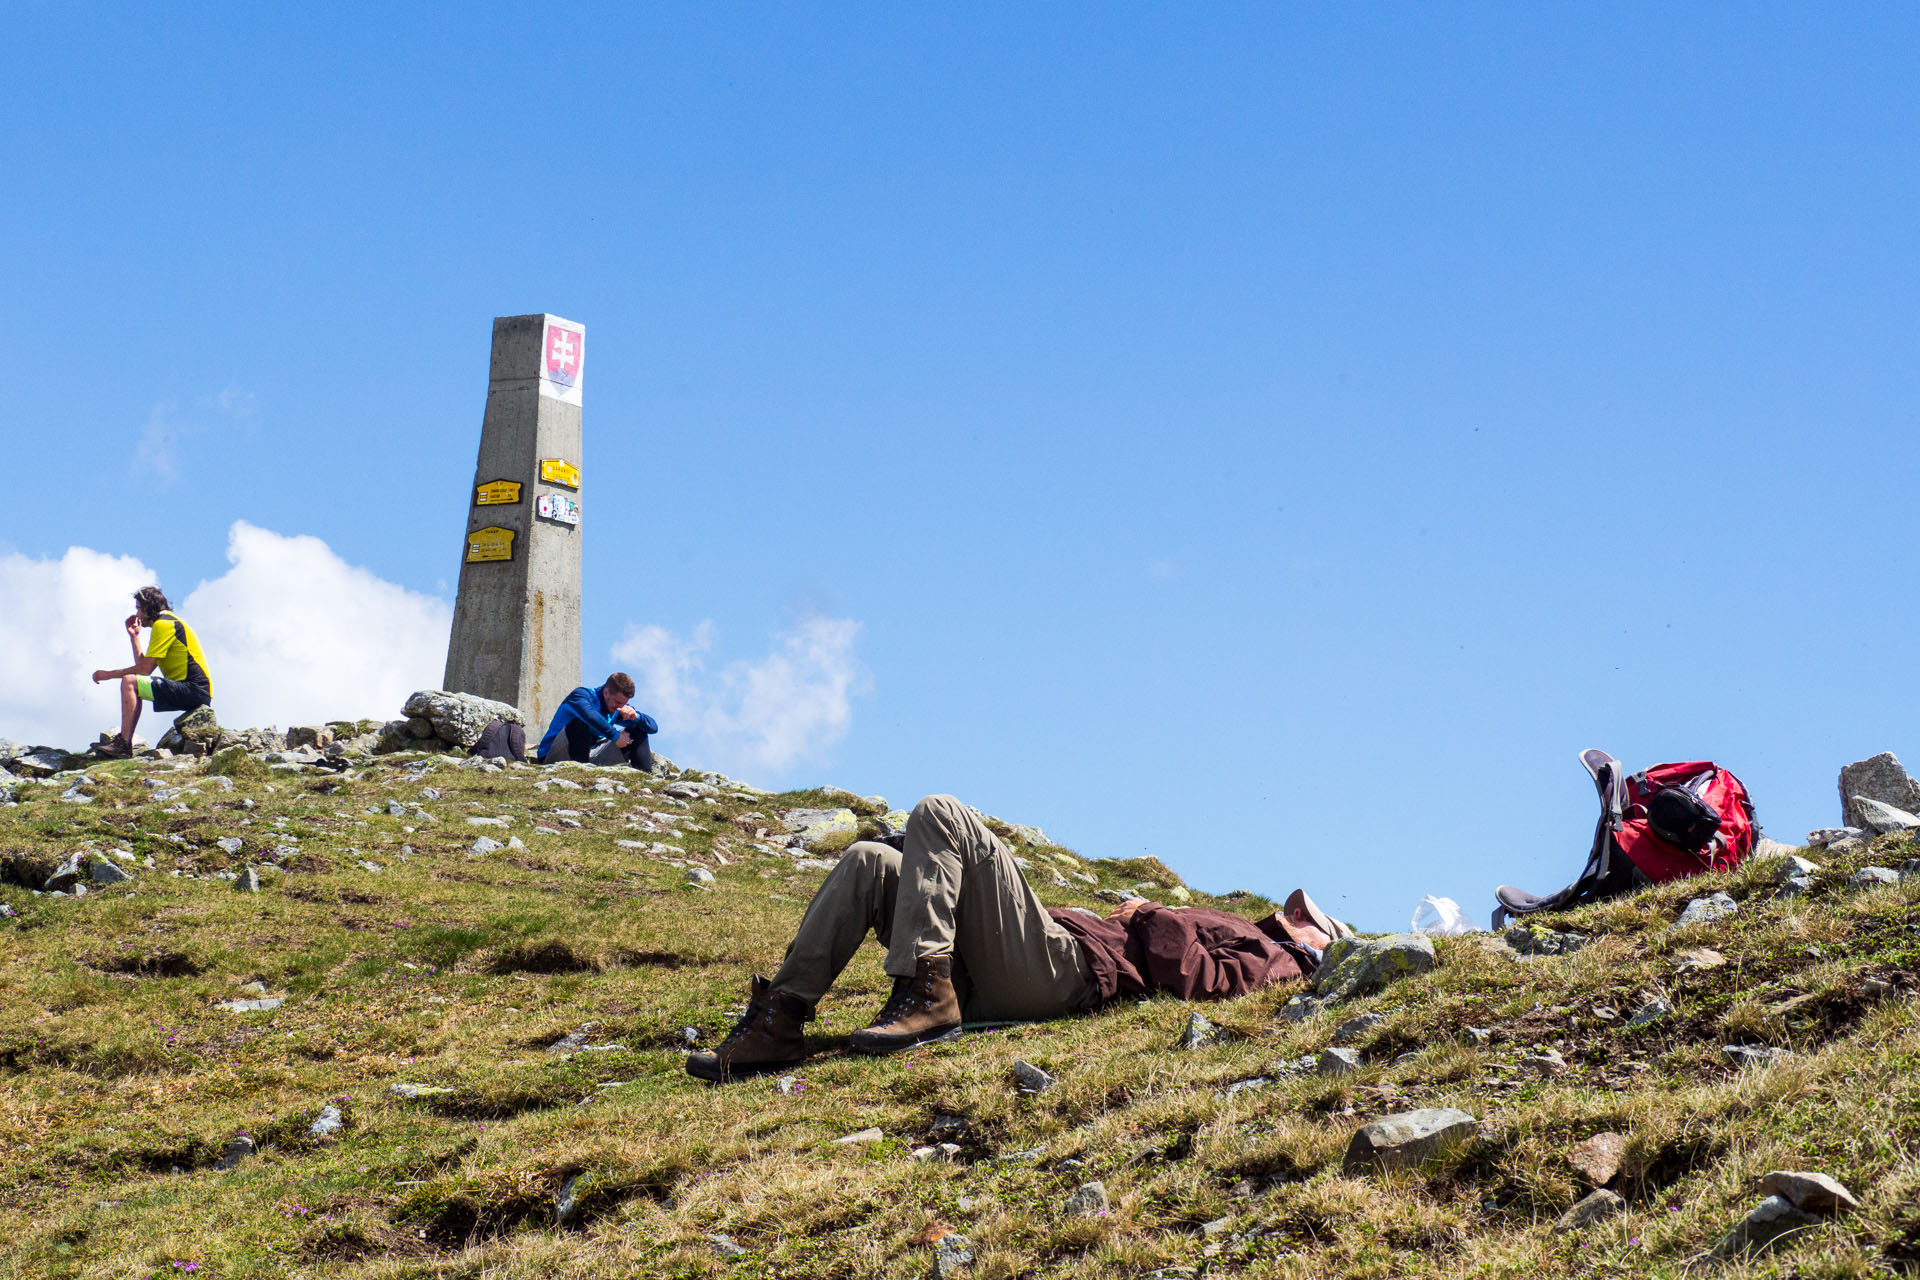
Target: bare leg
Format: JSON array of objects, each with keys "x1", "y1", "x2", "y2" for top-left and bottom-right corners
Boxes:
[{"x1": 119, "y1": 675, "x2": 142, "y2": 742}]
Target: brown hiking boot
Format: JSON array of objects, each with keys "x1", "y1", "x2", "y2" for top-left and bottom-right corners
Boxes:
[
  {"x1": 94, "y1": 735, "x2": 133, "y2": 760},
  {"x1": 849, "y1": 954, "x2": 962, "y2": 1055},
  {"x1": 686, "y1": 976, "x2": 812, "y2": 1082}
]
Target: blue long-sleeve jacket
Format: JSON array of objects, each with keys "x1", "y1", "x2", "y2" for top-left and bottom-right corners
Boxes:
[{"x1": 536, "y1": 686, "x2": 659, "y2": 760}]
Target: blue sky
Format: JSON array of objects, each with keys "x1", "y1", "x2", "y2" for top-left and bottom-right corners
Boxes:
[{"x1": 3, "y1": 4, "x2": 1916, "y2": 928}]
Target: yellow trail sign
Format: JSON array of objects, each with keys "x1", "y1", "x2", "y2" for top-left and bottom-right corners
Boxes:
[
  {"x1": 539, "y1": 457, "x2": 581, "y2": 489},
  {"x1": 465, "y1": 526, "x2": 515, "y2": 563}
]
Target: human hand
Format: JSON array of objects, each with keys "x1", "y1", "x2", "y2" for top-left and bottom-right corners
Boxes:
[
  {"x1": 615, "y1": 732, "x2": 633, "y2": 749},
  {"x1": 124, "y1": 614, "x2": 142, "y2": 636},
  {"x1": 1112, "y1": 897, "x2": 1152, "y2": 926},
  {"x1": 91, "y1": 670, "x2": 109, "y2": 684},
  {"x1": 616, "y1": 706, "x2": 638, "y2": 721}
]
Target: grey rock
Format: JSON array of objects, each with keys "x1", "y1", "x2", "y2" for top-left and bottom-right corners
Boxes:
[
  {"x1": 507, "y1": 836, "x2": 525, "y2": 851},
  {"x1": 1807, "y1": 827, "x2": 1863, "y2": 848},
  {"x1": 9, "y1": 747, "x2": 76, "y2": 778},
  {"x1": 1332, "y1": 1011, "x2": 1387, "y2": 1044},
  {"x1": 1765, "y1": 855, "x2": 1822, "y2": 883},
  {"x1": 1674, "y1": 948, "x2": 1727, "y2": 973},
  {"x1": 90, "y1": 859, "x2": 132, "y2": 885},
  {"x1": 1342, "y1": 1107, "x2": 1479, "y2": 1174},
  {"x1": 1780, "y1": 873, "x2": 1818, "y2": 898},
  {"x1": 1839, "y1": 753, "x2": 1920, "y2": 829},
  {"x1": 1312, "y1": 933, "x2": 1437, "y2": 1002},
  {"x1": 59, "y1": 786, "x2": 93, "y2": 804},
  {"x1": 1758, "y1": 1170, "x2": 1860, "y2": 1215},
  {"x1": 779, "y1": 807, "x2": 859, "y2": 852},
  {"x1": 388, "y1": 1083, "x2": 454, "y2": 1099},
  {"x1": 1222, "y1": 1076, "x2": 1273, "y2": 1098},
  {"x1": 469, "y1": 836, "x2": 503, "y2": 856},
  {"x1": 1674, "y1": 892, "x2": 1738, "y2": 928},
  {"x1": 1011, "y1": 1059, "x2": 1056, "y2": 1093},
  {"x1": 467, "y1": 815, "x2": 510, "y2": 827},
  {"x1": 833, "y1": 1127, "x2": 883, "y2": 1144},
  {"x1": 932, "y1": 1231, "x2": 975, "y2": 1277},
  {"x1": 1520, "y1": 1048, "x2": 1568, "y2": 1078},
  {"x1": 44, "y1": 853, "x2": 85, "y2": 892},
  {"x1": 1853, "y1": 796, "x2": 1920, "y2": 835},
  {"x1": 213, "y1": 1135, "x2": 254, "y2": 1171},
  {"x1": 215, "y1": 836, "x2": 244, "y2": 855},
  {"x1": 233, "y1": 867, "x2": 261, "y2": 893},
  {"x1": 1722, "y1": 1043, "x2": 1791, "y2": 1069},
  {"x1": 709, "y1": 1232, "x2": 747, "y2": 1259},
  {"x1": 1177, "y1": 1012, "x2": 1217, "y2": 1049},
  {"x1": 1317, "y1": 1047, "x2": 1363, "y2": 1076},
  {"x1": 551, "y1": 1171, "x2": 584, "y2": 1225},
  {"x1": 216, "y1": 996, "x2": 282, "y2": 1012},
  {"x1": 1554, "y1": 1188, "x2": 1625, "y2": 1232},
  {"x1": 1062, "y1": 1181, "x2": 1108, "y2": 1216},
  {"x1": 1712, "y1": 1194, "x2": 1819, "y2": 1257},
  {"x1": 308, "y1": 1104, "x2": 344, "y2": 1139},
  {"x1": 685, "y1": 866, "x2": 717, "y2": 887},
  {"x1": 1627, "y1": 997, "x2": 1671, "y2": 1028},
  {"x1": 1279, "y1": 993, "x2": 1323, "y2": 1023},
  {"x1": 401, "y1": 690, "x2": 524, "y2": 750},
  {"x1": 1851, "y1": 866, "x2": 1901, "y2": 888},
  {"x1": 1751, "y1": 837, "x2": 1802, "y2": 863}
]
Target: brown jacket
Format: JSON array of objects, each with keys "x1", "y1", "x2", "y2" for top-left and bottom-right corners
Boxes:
[{"x1": 1048, "y1": 903, "x2": 1318, "y2": 1004}]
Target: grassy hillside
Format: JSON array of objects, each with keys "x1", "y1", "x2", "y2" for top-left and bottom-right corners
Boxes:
[{"x1": 1, "y1": 745, "x2": 1915, "y2": 1279}]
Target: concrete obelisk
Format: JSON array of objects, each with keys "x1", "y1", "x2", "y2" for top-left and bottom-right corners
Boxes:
[{"x1": 443, "y1": 314, "x2": 586, "y2": 733}]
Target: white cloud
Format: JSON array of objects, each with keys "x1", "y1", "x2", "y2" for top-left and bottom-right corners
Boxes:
[
  {"x1": 183, "y1": 522, "x2": 450, "y2": 731},
  {"x1": 131, "y1": 385, "x2": 258, "y2": 484},
  {"x1": 611, "y1": 616, "x2": 867, "y2": 783},
  {"x1": 132, "y1": 401, "x2": 181, "y2": 481},
  {"x1": 0, "y1": 522, "x2": 450, "y2": 748},
  {"x1": 0, "y1": 545, "x2": 164, "y2": 747}
]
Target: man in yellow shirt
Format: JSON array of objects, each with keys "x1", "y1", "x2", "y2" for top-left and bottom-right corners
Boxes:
[{"x1": 90, "y1": 586, "x2": 214, "y2": 758}]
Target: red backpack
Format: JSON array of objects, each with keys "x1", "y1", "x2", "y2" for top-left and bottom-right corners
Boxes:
[{"x1": 1493, "y1": 749, "x2": 1758, "y2": 928}]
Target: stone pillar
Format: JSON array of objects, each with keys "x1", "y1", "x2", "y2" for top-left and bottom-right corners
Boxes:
[{"x1": 443, "y1": 314, "x2": 586, "y2": 735}]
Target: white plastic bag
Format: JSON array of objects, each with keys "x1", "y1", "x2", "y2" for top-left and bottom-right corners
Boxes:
[{"x1": 1411, "y1": 894, "x2": 1474, "y2": 937}]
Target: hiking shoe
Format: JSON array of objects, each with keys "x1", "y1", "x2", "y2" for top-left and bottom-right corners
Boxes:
[
  {"x1": 686, "y1": 976, "x2": 812, "y2": 1082},
  {"x1": 849, "y1": 954, "x2": 962, "y2": 1055},
  {"x1": 94, "y1": 735, "x2": 133, "y2": 760}
]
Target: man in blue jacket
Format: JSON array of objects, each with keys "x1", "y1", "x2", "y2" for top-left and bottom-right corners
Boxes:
[{"x1": 535, "y1": 672, "x2": 659, "y2": 772}]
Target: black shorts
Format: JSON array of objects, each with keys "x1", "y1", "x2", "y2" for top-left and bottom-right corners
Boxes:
[{"x1": 147, "y1": 676, "x2": 212, "y2": 714}]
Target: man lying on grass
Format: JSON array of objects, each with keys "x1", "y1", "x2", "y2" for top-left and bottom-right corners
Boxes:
[{"x1": 689, "y1": 794, "x2": 1351, "y2": 1081}]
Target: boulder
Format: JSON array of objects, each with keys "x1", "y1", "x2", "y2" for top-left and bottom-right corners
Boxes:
[
  {"x1": 165, "y1": 706, "x2": 221, "y2": 757},
  {"x1": 1554, "y1": 1188, "x2": 1625, "y2": 1232},
  {"x1": 8, "y1": 746, "x2": 78, "y2": 778},
  {"x1": 1750, "y1": 837, "x2": 1801, "y2": 862},
  {"x1": 781, "y1": 807, "x2": 859, "y2": 852},
  {"x1": 1342, "y1": 1107, "x2": 1479, "y2": 1174},
  {"x1": 1062, "y1": 1181, "x2": 1108, "y2": 1216},
  {"x1": 400, "y1": 690, "x2": 524, "y2": 750},
  {"x1": 1568, "y1": 1131, "x2": 1628, "y2": 1186},
  {"x1": 1839, "y1": 753, "x2": 1920, "y2": 829},
  {"x1": 1673, "y1": 892, "x2": 1738, "y2": 928},
  {"x1": 1317, "y1": 1047, "x2": 1363, "y2": 1077},
  {"x1": 1504, "y1": 925, "x2": 1590, "y2": 957},
  {"x1": 932, "y1": 1231, "x2": 975, "y2": 1278},
  {"x1": 285, "y1": 725, "x2": 335, "y2": 751},
  {"x1": 1712, "y1": 1195, "x2": 1819, "y2": 1257},
  {"x1": 1851, "y1": 796, "x2": 1920, "y2": 836},
  {"x1": 1177, "y1": 1012, "x2": 1217, "y2": 1049},
  {"x1": 1851, "y1": 866, "x2": 1901, "y2": 889},
  {"x1": 1331, "y1": 1011, "x2": 1386, "y2": 1044},
  {"x1": 1757, "y1": 1170, "x2": 1860, "y2": 1216},
  {"x1": 1312, "y1": 934, "x2": 1436, "y2": 1002},
  {"x1": 44, "y1": 853, "x2": 86, "y2": 892},
  {"x1": 90, "y1": 859, "x2": 132, "y2": 886},
  {"x1": 1010, "y1": 1060, "x2": 1056, "y2": 1093}
]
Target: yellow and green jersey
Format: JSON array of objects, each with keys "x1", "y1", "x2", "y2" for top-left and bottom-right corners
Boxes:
[{"x1": 146, "y1": 611, "x2": 213, "y2": 696}]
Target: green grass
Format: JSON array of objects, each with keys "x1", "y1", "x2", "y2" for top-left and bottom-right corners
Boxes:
[{"x1": 2, "y1": 750, "x2": 1917, "y2": 1278}]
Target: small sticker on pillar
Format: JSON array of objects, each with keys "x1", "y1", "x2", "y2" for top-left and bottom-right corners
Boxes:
[
  {"x1": 539, "y1": 458, "x2": 581, "y2": 489},
  {"x1": 537, "y1": 493, "x2": 582, "y2": 527},
  {"x1": 474, "y1": 480, "x2": 522, "y2": 506},
  {"x1": 465, "y1": 526, "x2": 515, "y2": 563}
]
